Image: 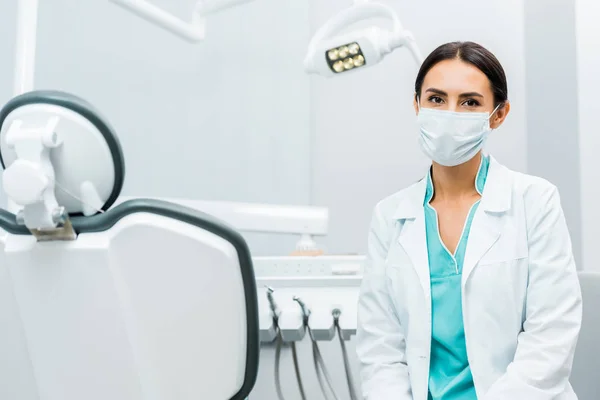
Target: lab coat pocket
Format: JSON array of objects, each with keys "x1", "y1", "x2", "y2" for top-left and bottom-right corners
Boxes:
[
  {"x1": 473, "y1": 216, "x2": 529, "y2": 306},
  {"x1": 473, "y1": 244, "x2": 528, "y2": 303},
  {"x1": 477, "y1": 252, "x2": 527, "y2": 267},
  {"x1": 468, "y1": 257, "x2": 529, "y2": 331},
  {"x1": 478, "y1": 254, "x2": 527, "y2": 266},
  {"x1": 477, "y1": 219, "x2": 528, "y2": 266}
]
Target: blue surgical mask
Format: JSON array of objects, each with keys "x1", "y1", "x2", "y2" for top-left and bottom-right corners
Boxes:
[{"x1": 417, "y1": 100, "x2": 500, "y2": 167}]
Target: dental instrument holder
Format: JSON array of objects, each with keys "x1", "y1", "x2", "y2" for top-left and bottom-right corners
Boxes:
[
  {"x1": 262, "y1": 286, "x2": 283, "y2": 343},
  {"x1": 294, "y1": 296, "x2": 311, "y2": 329},
  {"x1": 2, "y1": 116, "x2": 78, "y2": 240},
  {"x1": 279, "y1": 308, "x2": 306, "y2": 342},
  {"x1": 266, "y1": 286, "x2": 281, "y2": 321},
  {"x1": 333, "y1": 306, "x2": 353, "y2": 341},
  {"x1": 308, "y1": 309, "x2": 337, "y2": 341},
  {"x1": 259, "y1": 308, "x2": 277, "y2": 343},
  {"x1": 276, "y1": 291, "x2": 307, "y2": 342},
  {"x1": 294, "y1": 295, "x2": 336, "y2": 342}
]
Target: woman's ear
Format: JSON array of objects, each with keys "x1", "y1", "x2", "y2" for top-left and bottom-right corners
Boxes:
[
  {"x1": 413, "y1": 93, "x2": 419, "y2": 115},
  {"x1": 490, "y1": 101, "x2": 510, "y2": 129}
]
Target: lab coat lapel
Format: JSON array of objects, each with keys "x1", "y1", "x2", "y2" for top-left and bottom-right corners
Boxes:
[
  {"x1": 462, "y1": 156, "x2": 512, "y2": 285},
  {"x1": 394, "y1": 179, "x2": 431, "y2": 296},
  {"x1": 462, "y1": 210, "x2": 502, "y2": 283}
]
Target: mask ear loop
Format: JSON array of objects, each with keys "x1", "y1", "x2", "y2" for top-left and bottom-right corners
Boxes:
[
  {"x1": 486, "y1": 102, "x2": 503, "y2": 134},
  {"x1": 488, "y1": 103, "x2": 502, "y2": 120},
  {"x1": 416, "y1": 95, "x2": 421, "y2": 112}
]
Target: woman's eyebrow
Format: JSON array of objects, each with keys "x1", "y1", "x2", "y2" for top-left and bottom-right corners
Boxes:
[
  {"x1": 459, "y1": 92, "x2": 484, "y2": 98},
  {"x1": 425, "y1": 88, "x2": 447, "y2": 96},
  {"x1": 424, "y1": 88, "x2": 484, "y2": 98}
]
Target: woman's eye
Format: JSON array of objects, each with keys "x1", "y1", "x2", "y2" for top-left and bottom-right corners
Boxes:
[
  {"x1": 428, "y1": 96, "x2": 444, "y2": 104},
  {"x1": 463, "y1": 99, "x2": 480, "y2": 107}
]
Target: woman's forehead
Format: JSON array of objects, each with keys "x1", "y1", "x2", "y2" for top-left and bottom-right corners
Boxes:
[{"x1": 422, "y1": 59, "x2": 492, "y2": 96}]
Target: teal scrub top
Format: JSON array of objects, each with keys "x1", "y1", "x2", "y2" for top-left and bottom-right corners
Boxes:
[{"x1": 425, "y1": 155, "x2": 490, "y2": 400}]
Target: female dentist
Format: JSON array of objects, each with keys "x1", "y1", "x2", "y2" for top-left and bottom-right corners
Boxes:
[{"x1": 356, "y1": 41, "x2": 582, "y2": 400}]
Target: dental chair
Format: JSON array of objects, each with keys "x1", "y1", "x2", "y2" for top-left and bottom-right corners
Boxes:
[
  {"x1": 571, "y1": 271, "x2": 600, "y2": 400},
  {"x1": 0, "y1": 90, "x2": 259, "y2": 400}
]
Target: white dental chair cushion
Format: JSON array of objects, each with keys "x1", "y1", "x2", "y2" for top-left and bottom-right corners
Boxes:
[{"x1": 0, "y1": 200, "x2": 259, "y2": 400}]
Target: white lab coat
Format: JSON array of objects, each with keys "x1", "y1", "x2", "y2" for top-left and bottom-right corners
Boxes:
[{"x1": 356, "y1": 156, "x2": 582, "y2": 400}]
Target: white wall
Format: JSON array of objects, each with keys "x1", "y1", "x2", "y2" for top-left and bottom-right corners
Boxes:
[
  {"x1": 525, "y1": 0, "x2": 582, "y2": 267},
  {"x1": 0, "y1": 2, "x2": 15, "y2": 106},
  {"x1": 576, "y1": 1, "x2": 600, "y2": 272}
]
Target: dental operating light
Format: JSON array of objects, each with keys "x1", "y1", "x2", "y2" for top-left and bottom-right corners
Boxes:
[
  {"x1": 109, "y1": 0, "x2": 255, "y2": 42},
  {"x1": 304, "y1": 2, "x2": 423, "y2": 77}
]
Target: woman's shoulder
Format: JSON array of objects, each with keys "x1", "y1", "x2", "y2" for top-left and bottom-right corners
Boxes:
[
  {"x1": 486, "y1": 156, "x2": 559, "y2": 202},
  {"x1": 506, "y1": 168, "x2": 560, "y2": 202},
  {"x1": 494, "y1": 162, "x2": 563, "y2": 225}
]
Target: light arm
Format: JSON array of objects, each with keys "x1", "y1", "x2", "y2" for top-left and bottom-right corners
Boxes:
[
  {"x1": 109, "y1": 0, "x2": 253, "y2": 43},
  {"x1": 307, "y1": 3, "x2": 403, "y2": 53},
  {"x1": 405, "y1": 35, "x2": 424, "y2": 65},
  {"x1": 109, "y1": 0, "x2": 207, "y2": 42}
]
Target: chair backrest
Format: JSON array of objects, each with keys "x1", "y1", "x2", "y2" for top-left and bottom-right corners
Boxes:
[
  {"x1": 0, "y1": 199, "x2": 259, "y2": 400},
  {"x1": 570, "y1": 271, "x2": 600, "y2": 400}
]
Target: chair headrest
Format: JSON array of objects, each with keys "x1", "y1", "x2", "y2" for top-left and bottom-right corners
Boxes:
[{"x1": 0, "y1": 90, "x2": 125, "y2": 215}]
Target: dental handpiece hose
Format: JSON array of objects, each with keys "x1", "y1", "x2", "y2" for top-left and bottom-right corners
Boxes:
[
  {"x1": 266, "y1": 286, "x2": 286, "y2": 400},
  {"x1": 333, "y1": 308, "x2": 359, "y2": 400},
  {"x1": 295, "y1": 297, "x2": 339, "y2": 400},
  {"x1": 291, "y1": 296, "x2": 310, "y2": 400}
]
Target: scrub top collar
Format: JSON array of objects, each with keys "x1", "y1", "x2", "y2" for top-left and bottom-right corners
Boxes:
[{"x1": 424, "y1": 154, "x2": 491, "y2": 205}]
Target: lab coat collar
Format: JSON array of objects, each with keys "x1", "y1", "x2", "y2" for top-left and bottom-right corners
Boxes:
[
  {"x1": 392, "y1": 155, "x2": 513, "y2": 295},
  {"x1": 392, "y1": 155, "x2": 512, "y2": 220},
  {"x1": 480, "y1": 155, "x2": 512, "y2": 213}
]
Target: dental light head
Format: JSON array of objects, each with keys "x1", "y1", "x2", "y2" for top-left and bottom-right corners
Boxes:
[
  {"x1": 0, "y1": 90, "x2": 125, "y2": 239},
  {"x1": 110, "y1": 0, "x2": 255, "y2": 43},
  {"x1": 304, "y1": 2, "x2": 423, "y2": 77}
]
